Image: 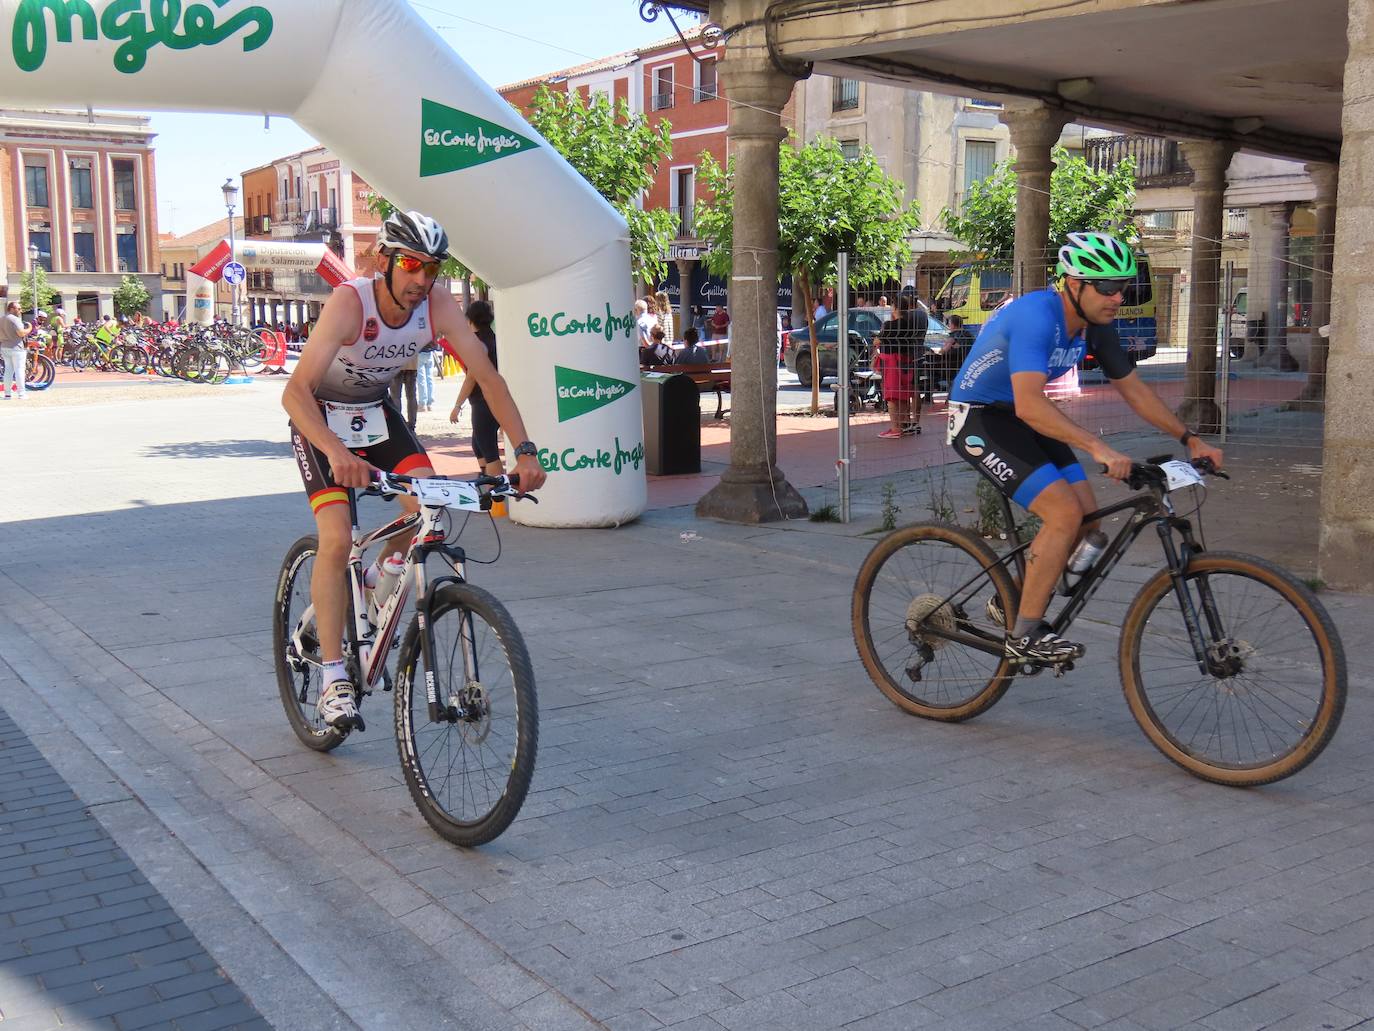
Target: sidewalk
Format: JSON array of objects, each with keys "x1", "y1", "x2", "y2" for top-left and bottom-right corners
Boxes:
[{"x1": 1, "y1": 384, "x2": 1371, "y2": 1030}]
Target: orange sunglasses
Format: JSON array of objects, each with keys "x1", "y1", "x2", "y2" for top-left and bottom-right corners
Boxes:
[{"x1": 393, "y1": 253, "x2": 442, "y2": 276}]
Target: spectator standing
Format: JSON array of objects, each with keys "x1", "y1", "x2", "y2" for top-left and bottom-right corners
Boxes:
[
  {"x1": 449, "y1": 300, "x2": 505, "y2": 476},
  {"x1": 390, "y1": 347, "x2": 419, "y2": 428},
  {"x1": 708, "y1": 305, "x2": 730, "y2": 340},
  {"x1": 691, "y1": 304, "x2": 707, "y2": 340},
  {"x1": 940, "y1": 313, "x2": 976, "y2": 398},
  {"x1": 874, "y1": 291, "x2": 929, "y2": 437},
  {"x1": 654, "y1": 290, "x2": 674, "y2": 343},
  {"x1": 416, "y1": 336, "x2": 439, "y2": 412},
  {"x1": 49, "y1": 307, "x2": 67, "y2": 363},
  {"x1": 1, "y1": 301, "x2": 32, "y2": 399},
  {"x1": 635, "y1": 299, "x2": 657, "y2": 351}
]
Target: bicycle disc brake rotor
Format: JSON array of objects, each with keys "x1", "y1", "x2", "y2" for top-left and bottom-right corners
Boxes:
[
  {"x1": 452, "y1": 681, "x2": 493, "y2": 742},
  {"x1": 905, "y1": 594, "x2": 956, "y2": 651}
]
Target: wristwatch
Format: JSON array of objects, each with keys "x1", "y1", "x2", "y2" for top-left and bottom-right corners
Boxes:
[
  {"x1": 513, "y1": 440, "x2": 538, "y2": 458},
  {"x1": 1179, "y1": 430, "x2": 1197, "y2": 447}
]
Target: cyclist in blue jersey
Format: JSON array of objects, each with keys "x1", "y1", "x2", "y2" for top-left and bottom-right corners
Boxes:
[{"x1": 946, "y1": 232, "x2": 1223, "y2": 665}]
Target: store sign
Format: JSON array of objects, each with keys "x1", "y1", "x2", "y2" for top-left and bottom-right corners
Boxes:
[
  {"x1": 11, "y1": 0, "x2": 275, "y2": 75},
  {"x1": 554, "y1": 365, "x2": 635, "y2": 422},
  {"x1": 419, "y1": 98, "x2": 537, "y2": 177}
]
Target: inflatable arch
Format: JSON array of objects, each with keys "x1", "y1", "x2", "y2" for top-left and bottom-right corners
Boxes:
[
  {"x1": 185, "y1": 239, "x2": 354, "y2": 323},
  {"x1": 0, "y1": 0, "x2": 645, "y2": 527}
]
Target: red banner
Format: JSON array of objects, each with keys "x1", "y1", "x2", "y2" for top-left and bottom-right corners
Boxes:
[
  {"x1": 316, "y1": 248, "x2": 353, "y2": 287},
  {"x1": 258, "y1": 330, "x2": 288, "y2": 369},
  {"x1": 189, "y1": 240, "x2": 232, "y2": 281}
]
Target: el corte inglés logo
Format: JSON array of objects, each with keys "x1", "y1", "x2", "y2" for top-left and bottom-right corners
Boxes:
[
  {"x1": 554, "y1": 366, "x2": 636, "y2": 423},
  {"x1": 12, "y1": 0, "x2": 274, "y2": 74},
  {"x1": 420, "y1": 99, "x2": 538, "y2": 177}
]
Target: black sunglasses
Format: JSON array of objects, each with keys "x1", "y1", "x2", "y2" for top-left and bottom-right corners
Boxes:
[{"x1": 1085, "y1": 278, "x2": 1131, "y2": 297}]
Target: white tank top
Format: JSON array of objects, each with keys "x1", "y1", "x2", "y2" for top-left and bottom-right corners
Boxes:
[{"x1": 314, "y1": 276, "x2": 433, "y2": 403}]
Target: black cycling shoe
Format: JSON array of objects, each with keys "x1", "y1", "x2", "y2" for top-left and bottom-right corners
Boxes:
[{"x1": 1004, "y1": 626, "x2": 1085, "y2": 664}]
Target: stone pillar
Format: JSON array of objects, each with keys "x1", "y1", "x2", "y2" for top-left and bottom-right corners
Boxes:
[
  {"x1": 1176, "y1": 140, "x2": 1237, "y2": 433},
  {"x1": 695, "y1": 0, "x2": 807, "y2": 523},
  {"x1": 999, "y1": 101, "x2": 1070, "y2": 294},
  {"x1": 1248, "y1": 203, "x2": 1297, "y2": 369},
  {"x1": 1293, "y1": 164, "x2": 1337, "y2": 404},
  {"x1": 676, "y1": 256, "x2": 693, "y2": 340},
  {"x1": 1320, "y1": 0, "x2": 1374, "y2": 590}
]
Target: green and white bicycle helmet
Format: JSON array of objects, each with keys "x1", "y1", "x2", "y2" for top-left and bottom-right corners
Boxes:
[{"x1": 1056, "y1": 232, "x2": 1137, "y2": 280}]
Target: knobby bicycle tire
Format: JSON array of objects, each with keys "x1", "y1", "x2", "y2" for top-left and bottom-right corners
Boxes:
[
  {"x1": 25, "y1": 352, "x2": 55, "y2": 390},
  {"x1": 1119, "y1": 551, "x2": 1345, "y2": 786},
  {"x1": 394, "y1": 582, "x2": 538, "y2": 847},
  {"x1": 272, "y1": 535, "x2": 347, "y2": 753},
  {"x1": 853, "y1": 521, "x2": 1019, "y2": 721}
]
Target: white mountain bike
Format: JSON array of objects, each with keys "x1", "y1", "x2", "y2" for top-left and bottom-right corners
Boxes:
[{"x1": 272, "y1": 471, "x2": 538, "y2": 846}]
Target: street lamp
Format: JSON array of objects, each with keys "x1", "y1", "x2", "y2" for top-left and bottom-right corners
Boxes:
[
  {"x1": 222, "y1": 177, "x2": 239, "y2": 324},
  {"x1": 27, "y1": 241, "x2": 39, "y2": 324}
]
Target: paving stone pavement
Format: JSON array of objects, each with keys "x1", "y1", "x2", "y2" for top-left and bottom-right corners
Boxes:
[
  {"x1": 0, "y1": 698, "x2": 270, "y2": 1031},
  {"x1": 1, "y1": 389, "x2": 1372, "y2": 1030}
]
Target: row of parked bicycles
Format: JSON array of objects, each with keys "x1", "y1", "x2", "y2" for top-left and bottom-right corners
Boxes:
[{"x1": 9, "y1": 320, "x2": 276, "y2": 391}]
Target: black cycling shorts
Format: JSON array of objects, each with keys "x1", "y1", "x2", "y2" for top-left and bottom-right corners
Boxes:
[
  {"x1": 470, "y1": 398, "x2": 501, "y2": 465},
  {"x1": 290, "y1": 399, "x2": 430, "y2": 515},
  {"x1": 948, "y1": 403, "x2": 1086, "y2": 509}
]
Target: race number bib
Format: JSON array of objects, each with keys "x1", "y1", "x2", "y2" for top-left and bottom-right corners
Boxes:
[
  {"x1": 946, "y1": 401, "x2": 972, "y2": 445},
  {"x1": 324, "y1": 401, "x2": 389, "y2": 449}
]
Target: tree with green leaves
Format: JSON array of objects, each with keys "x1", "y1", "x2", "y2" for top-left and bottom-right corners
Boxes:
[
  {"x1": 524, "y1": 86, "x2": 677, "y2": 287},
  {"x1": 18, "y1": 264, "x2": 58, "y2": 318},
  {"x1": 696, "y1": 135, "x2": 922, "y2": 412},
  {"x1": 112, "y1": 274, "x2": 150, "y2": 317},
  {"x1": 941, "y1": 145, "x2": 1138, "y2": 264}
]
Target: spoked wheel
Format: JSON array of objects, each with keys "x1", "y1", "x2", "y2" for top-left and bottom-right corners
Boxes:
[
  {"x1": 853, "y1": 522, "x2": 1019, "y2": 721},
  {"x1": 119, "y1": 344, "x2": 148, "y2": 375},
  {"x1": 1120, "y1": 551, "x2": 1346, "y2": 786},
  {"x1": 25, "y1": 352, "x2": 55, "y2": 390},
  {"x1": 272, "y1": 536, "x2": 348, "y2": 752},
  {"x1": 395, "y1": 582, "x2": 538, "y2": 846}
]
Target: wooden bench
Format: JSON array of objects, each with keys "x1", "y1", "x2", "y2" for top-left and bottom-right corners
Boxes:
[{"x1": 642, "y1": 361, "x2": 732, "y2": 419}]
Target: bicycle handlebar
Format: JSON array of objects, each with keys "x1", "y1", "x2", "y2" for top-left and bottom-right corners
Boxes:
[
  {"x1": 1099, "y1": 455, "x2": 1229, "y2": 492},
  {"x1": 367, "y1": 470, "x2": 536, "y2": 504}
]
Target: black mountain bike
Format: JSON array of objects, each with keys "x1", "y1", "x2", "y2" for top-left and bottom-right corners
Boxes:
[
  {"x1": 852, "y1": 456, "x2": 1345, "y2": 786},
  {"x1": 273, "y1": 472, "x2": 538, "y2": 846}
]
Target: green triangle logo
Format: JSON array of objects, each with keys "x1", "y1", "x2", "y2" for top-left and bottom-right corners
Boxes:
[
  {"x1": 555, "y1": 366, "x2": 637, "y2": 422},
  {"x1": 420, "y1": 99, "x2": 539, "y2": 177}
]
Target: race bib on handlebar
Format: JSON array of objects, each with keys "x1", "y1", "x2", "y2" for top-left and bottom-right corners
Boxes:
[
  {"x1": 1160, "y1": 460, "x2": 1205, "y2": 492},
  {"x1": 412, "y1": 477, "x2": 483, "y2": 510},
  {"x1": 324, "y1": 400, "x2": 389, "y2": 449}
]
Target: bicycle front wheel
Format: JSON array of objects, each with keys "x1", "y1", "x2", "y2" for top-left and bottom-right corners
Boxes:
[
  {"x1": 272, "y1": 535, "x2": 347, "y2": 752},
  {"x1": 852, "y1": 522, "x2": 1018, "y2": 721},
  {"x1": 1120, "y1": 551, "x2": 1346, "y2": 786},
  {"x1": 25, "y1": 352, "x2": 55, "y2": 390},
  {"x1": 395, "y1": 582, "x2": 538, "y2": 846}
]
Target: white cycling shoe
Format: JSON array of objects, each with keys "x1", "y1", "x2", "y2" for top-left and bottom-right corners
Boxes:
[{"x1": 317, "y1": 679, "x2": 360, "y2": 730}]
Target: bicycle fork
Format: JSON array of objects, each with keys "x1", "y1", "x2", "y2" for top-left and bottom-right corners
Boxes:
[{"x1": 1158, "y1": 522, "x2": 1230, "y2": 676}]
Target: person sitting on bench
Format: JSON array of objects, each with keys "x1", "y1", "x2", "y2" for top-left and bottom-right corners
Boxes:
[{"x1": 675, "y1": 327, "x2": 710, "y2": 364}]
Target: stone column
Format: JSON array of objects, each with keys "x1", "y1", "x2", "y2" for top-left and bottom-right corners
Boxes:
[
  {"x1": 1176, "y1": 140, "x2": 1237, "y2": 433},
  {"x1": 1248, "y1": 203, "x2": 1298, "y2": 369},
  {"x1": 695, "y1": 0, "x2": 807, "y2": 523},
  {"x1": 1321, "y1": 0, "x2": 1374, "y2": 589},
  {"x1": 676, "y1": 256, "x2": 693, "y2": 340},
  {"x1": 1292, "y1": 164, "x2": 1337, "y2": 404},
  {"x1": 999, "y1": 101, "x2": 1070, "y2": 293}
]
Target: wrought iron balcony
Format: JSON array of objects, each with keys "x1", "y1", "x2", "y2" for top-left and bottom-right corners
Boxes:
[
  {"x1": 675, "y1": 204, "x2": 695, "y2": 238},
  {"x1": 1084, "y1": 134, "x2": 1192, "y2": 187}
]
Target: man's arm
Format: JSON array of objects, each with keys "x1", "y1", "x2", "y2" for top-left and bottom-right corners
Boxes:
[
  {"x1": 1112, "y1": 372, "x2": 1224, "y2": 467},
  {"x1": 1011, "y1": 372, "x2": 1134, "y2": 479},
  {"x1": 280, "y1": 285, "x2": 374, "y2": 488},
  {"x1": 430, "y1": 292, "x2": 547, "y2": 491}
]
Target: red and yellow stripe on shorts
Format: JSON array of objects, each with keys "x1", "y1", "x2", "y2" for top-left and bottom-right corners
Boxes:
[{"x1": 309, "y1": 487, "x2": 349, "y2": 514}]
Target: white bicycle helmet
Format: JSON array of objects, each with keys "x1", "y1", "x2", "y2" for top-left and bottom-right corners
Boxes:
[{"x1": 378, "y1": 209, "x2": 449, "y2": 260}]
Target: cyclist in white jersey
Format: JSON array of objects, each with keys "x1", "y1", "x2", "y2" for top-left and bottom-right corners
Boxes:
[{"x1": 283, "y1": 210, "x2": 546, "y2": 729}]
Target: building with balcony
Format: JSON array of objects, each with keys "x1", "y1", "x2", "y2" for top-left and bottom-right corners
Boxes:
[
  {"x1": 238, "y1": 145, "x2": 380, "y2": 328},
  {"x1": 0, "y1": 107, "x2": 162, "y2": 321}
]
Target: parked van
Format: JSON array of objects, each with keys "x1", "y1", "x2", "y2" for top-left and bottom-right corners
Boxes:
[{"x1": 933, "y1": 256, "x2": 1159, "y2": 369}]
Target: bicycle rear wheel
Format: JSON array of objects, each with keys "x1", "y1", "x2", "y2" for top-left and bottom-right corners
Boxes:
[
  {"x1": 25, "y1": 352, "x2": 55, "y2": 390},
  {"x1": 852, "y1": 522, "x2": 1018, "y2": 721},
  {"x1": 272, "y1": 536, "x2": 347, "y2": 752},
  {"x1": 395, "y1": 582, "x2": 538, "y2": 846},
  {"x1": 1120, "y1": 551, "x2": 1345, "y2": 785}
]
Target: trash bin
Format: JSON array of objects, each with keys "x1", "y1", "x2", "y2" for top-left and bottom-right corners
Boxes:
[{"x1": 640, "y1": 371, "x2": 700, "y2": 475}]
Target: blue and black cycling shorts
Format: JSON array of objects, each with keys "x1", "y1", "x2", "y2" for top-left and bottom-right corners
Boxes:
[{"x1": 948, "y1": 402, "x2": 1086, "y2": 509}]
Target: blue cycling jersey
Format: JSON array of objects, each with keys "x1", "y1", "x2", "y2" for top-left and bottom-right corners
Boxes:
[{"x1": 948, "y1": 289, "x2": 1085, "y2": 405}]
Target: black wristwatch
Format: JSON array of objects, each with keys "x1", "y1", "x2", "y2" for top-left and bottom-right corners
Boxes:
[
  {"x1": 1179, "y1": 430, "x2": 1197, "y2": 447},
  {"x1": 513, "y1": 440, "x2": 538, "y2": 458}
]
